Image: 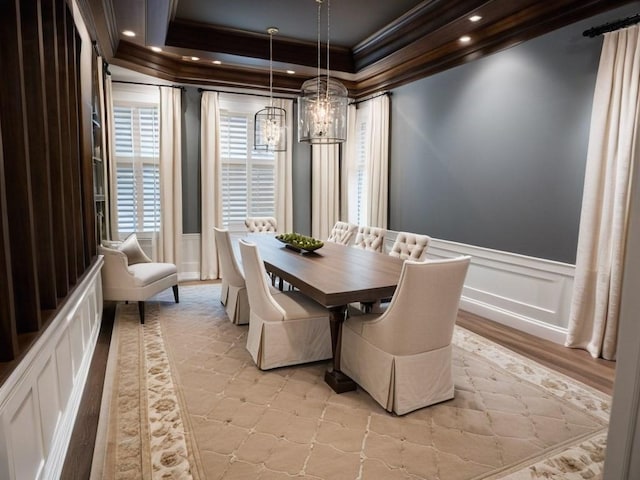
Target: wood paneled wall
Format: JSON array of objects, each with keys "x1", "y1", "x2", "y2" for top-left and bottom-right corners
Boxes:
[{"x1": 0, "y1": 0, "x2": 96, "y2": 369}]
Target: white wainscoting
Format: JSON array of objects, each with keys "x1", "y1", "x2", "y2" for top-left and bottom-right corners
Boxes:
[
  {"x1": 181, "y1": 232, "x2": 574, "y2": 344},
  {"x1": 0, "y1": 258, "x2": 104, "y2": 480}
]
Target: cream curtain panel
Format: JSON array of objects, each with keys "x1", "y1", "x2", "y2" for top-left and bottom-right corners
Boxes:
[
  {"x1": 365, "y1": 94, "x2": 389, "y2": 228},
  {"x1": 311, "y1": 145, "x2": 340, "y2": 240},
  {"x1": 103, "y1": 67, "x2": 119, "y2": 238},
  {"x1": 157, "y1": 87, "x2": 183, "y2": 265},
  {"x1": 273, "y1": 97, "x2": 294, "y2": 233},
  {"x1": 566, "y1": 25, "x2": 640, "y2": 360},
  {"x1": 344, "y1": 104, "x2": 358, "y2": 223},
  {"x1": 200, "y1": 91, "x2": 222, "y2": 280}
]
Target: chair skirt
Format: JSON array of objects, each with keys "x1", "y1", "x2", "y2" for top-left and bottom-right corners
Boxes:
[
  {"x1": 246, "y1": 293, "x2": 332, "y2": 370},
  {"x1": 341, "y1": 321, "x2": 454, "y2": 415},
  {"x1": 225, "y1": 284, "x2": 250, "y2": 325}
]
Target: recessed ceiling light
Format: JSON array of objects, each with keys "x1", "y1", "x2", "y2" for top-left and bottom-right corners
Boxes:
[
  {"x1": 122, "y1": 30, "x2": 136, "y2": 37},
  {"x1": 459, "y1": 35, "x2": 471, "y2": 43},
  {"x1": 190, "y1": 56, "x2": 200, "y2": 61},
  {"x1": 212, "y1": 60, "x2": 222, "y2": 65},
  {"x1": 286, "y1": 70, "x2": 295, "y2": 75},
  {"x1": 469, "y1": 15, "x2": 482, "y2": 22},
  {"x1": 150, "y1": 46, "x2": 162, "y2": 53}
]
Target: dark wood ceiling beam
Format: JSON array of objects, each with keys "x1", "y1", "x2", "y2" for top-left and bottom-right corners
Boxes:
[
  {"x1": 165, "y1": 19, "x2": 355, "y2": 73},
  {"x1": 75, "y1": 0, "x2": 119, "y2": 58},
  {"x1": 352, "y1": 0, "x2": 635, "y2": 98},
  {"x1": 353, "y1": 0, "x2": 492, "y2": 70}
]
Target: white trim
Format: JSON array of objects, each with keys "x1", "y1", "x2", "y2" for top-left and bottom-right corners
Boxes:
[{"x1": 0, "y1": 258, "x2": 104, "y2": 480}]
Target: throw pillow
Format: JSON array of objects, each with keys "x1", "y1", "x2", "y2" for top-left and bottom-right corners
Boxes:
[{"x1": 118, "y1": 233, "x2": 151, "y2": 265}]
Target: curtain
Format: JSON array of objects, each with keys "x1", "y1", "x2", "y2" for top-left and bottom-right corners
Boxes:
[
  {"x1": 566, "y1": 25, "x2": 640, "y2": 360},
  {"x1": 274, "y1": 97, "x2": 294, "y2": 233},
  {"x1": 344, "y1": 104, "x2": 358, "y2": 223},
  {"x1": 365, "y1": 94, "x2": 389, "y2": 228},
  {"x1": 200, "y1": 91, "x2": 222, "y2": 279},
  {"x1": 157, "y1": 86, "x2": 183, "y2": 265},
  {"x1": 311, "y1": 144, "x2": 340, "y2": 240}
]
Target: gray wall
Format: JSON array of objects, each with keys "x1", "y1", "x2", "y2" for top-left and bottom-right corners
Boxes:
[
  {"x1": 388, "y1": 4, "x2": 638, "y2": 264},
  {"x1": 182, "y1": 86, "x2": 201, "y2": 233}
]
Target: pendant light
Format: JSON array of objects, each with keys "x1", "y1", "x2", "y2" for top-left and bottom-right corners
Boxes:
[
  {"x1": 298, "y1": 0, "x2": 348, "y2": 144},
  {"x1": 254, "y1": 27, "x2": 287, "y2": 151}
]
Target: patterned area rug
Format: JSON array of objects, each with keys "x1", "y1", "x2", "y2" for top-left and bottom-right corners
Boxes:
[{"x1": 91, "y1": 283, "x2": 610, "y2": 480}]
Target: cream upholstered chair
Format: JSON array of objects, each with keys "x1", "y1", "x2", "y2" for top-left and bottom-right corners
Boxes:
[
  {"x1": 214, "y1": 227, "x2": 250, "y2": 325},
  {"x1": 99, "y1": 234, "x2": 178, "y2": 324},
  {"x1": 389, "y1": 232, "x2": 432, "y2": 261},
  {"x1": 239, "y1": 239, "x2": 332, "y2": 370},
  {"x1": 327, "y1": 221, "x2": 358, "y2": 245},
  {"x1": 354, "y1": 226, "x2": 386, "y2": 253},
  {"x1": 245, "y1": 216, "x2": 278, "y2": 233},
  {"x1": 340, "y1": 256, "x2": 471, "y2": 415}
]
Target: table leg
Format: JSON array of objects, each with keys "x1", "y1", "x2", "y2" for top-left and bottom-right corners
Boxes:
[{"x1": 324, "y1": 305, "x2": 357, "y2": 393}]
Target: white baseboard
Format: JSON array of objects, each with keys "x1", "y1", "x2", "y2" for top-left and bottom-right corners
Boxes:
[
  {"x1": 0, "y1": 258, "x2": 104, "y2": 480},
  {"x1": 183, "y1": 232, "x2": 574, "y2": 345}
]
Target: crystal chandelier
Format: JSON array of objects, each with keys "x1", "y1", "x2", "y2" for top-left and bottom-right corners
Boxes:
[
  {"x1": 298, "y1": 0, "x2": 348, "y2": 144},
  {"x1": 254, "y1": 27, "x2": 286, "y2": 151}
]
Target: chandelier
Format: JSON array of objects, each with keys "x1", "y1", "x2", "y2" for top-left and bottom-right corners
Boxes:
[
  {"x1": 254, "y1": 27, "x2": 287, "y2": 151},
  {"x1": 298, "y1": 0, "x2": 348, "y2": 144}
]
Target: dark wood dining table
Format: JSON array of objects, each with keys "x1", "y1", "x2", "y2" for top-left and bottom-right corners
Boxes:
[{"x1": 245, "y1": 233, "x2": 404, "y2": 393}]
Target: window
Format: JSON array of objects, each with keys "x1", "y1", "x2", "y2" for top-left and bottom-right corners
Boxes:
[
  {"x1": 219, "y1": 105, "x2": 275, "y2": 227},
  {"x1": 112, "y1": 103, "x2": 160, "y2": 234}
]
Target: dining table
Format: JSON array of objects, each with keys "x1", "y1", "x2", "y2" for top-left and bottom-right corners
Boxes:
[{"x1": 245, "y1": 233, "x2": 404, "y2": 393}]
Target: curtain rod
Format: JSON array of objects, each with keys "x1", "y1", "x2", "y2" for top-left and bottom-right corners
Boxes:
[
  {"x1": 197, "y1": 87, "x2": 295, "y2": 100},
  {"x1": 112, "y1": 80, "x2": 185, "y2": 90},
  {"x1": 583, "y1": 12, "x2": 640, "y2": 37},
  {"x1": 350, "y1": 91, "x2": 390, "y2": 106}
]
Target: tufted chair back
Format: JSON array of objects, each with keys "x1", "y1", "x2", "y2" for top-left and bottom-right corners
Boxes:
[
  {"x1": 354, "y1": 226, "x2": 386, "y2": 253},
  {"x1": 389, "y1": 232, "x2": 432, "y2": 261},
  {"x1": 327, "y1": 221, "x2": 358, "y2": 245},
  {"x1": 245, "y1": 216, "x2": 278, "y2": 233}
]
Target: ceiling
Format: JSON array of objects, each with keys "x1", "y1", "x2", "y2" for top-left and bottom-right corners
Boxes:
[{"x1": 88, "y1": 0, "x2": 636, "y2": 98}]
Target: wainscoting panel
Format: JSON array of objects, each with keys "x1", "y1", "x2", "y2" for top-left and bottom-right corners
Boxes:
[
  {"x1": 0, "y1": 258, "x2": 104, "y2": 480},
  {"x1": 182, "y1": 232, "x2": 574, "y2": 344},
  {"x1": 426, "y1": 237, "x2": 574, "y2": 344}
]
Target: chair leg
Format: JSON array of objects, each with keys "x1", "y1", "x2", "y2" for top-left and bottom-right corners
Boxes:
[
  {"x1": 138, "y1": 301, "x2": 145, "y2": 324},
  {"x1": 172, "y1": 284, "x2": 179, "y2": 303}
]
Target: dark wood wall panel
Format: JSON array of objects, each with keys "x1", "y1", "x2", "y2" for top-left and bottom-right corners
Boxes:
[
  {"x1": 20, "y1": 0, "x2": 58, "y2": 311},
  {"x1": 0, "y1": 0, "x2": 97, "y2": 368},
  {"x1": 0, "y1": 125, "x2": 18, "y2": 361},
  {"x1": 41, "y1": 0, "x2": 69, "y2": 298},
  {"x1": 57, "y1": 0, "x2": 78, "y2": 286},
  {"x1": 0, "y1": 0, "x2": 42, "y2": 333}
]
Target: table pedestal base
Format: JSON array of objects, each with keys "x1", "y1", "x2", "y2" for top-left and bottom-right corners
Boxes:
[{"x1": 324, "y1": 369, "x2": 356, "y2": 393}]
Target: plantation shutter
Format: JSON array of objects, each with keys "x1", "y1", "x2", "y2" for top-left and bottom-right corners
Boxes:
[
  {"x1": 355, "y1": 118, "x2": 368, "y2": 225},
  {"x1": 113, "y1": 104, "x2": 160, "y2": 234},
  {"x1": 220, "y1": 110, "x2": 275, "y2": 226}
]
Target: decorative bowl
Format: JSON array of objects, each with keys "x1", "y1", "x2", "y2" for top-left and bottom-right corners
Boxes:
[{"x1": 276, "y1": 233, "x2": 324, "y2": 253}]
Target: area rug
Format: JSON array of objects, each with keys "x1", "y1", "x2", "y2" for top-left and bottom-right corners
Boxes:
[{"x1": 91, "y1": 283, "x2": 611, "y2": 480}]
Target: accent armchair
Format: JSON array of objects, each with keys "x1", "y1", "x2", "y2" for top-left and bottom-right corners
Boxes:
[{"x1": 99, "y1": 234, "x2": 178, "y2": 324}]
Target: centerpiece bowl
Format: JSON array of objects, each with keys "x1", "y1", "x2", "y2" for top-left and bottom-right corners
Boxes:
[{"x1": 276, "y1": 233, "x2": 324, "y2": 253}]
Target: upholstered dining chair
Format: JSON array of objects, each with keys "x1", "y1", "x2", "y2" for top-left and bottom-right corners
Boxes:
[
  {"x1": 239, "y1": 239, "x2": 333, "y2": 370},
  {"x1": 340, "y1": 255, "x2": 471, "y2": 415},
  {"x1": 353, "y1": 226, "x2": 386, "y2": 253},
  {"x1": 245, "y1": 216, "x2": 278, "y2": 233},
  {"x1": 327, "y1": 221, "x2": 358, "y2": 246},
  {"x1": 214, "y1": 227, "x2": 250, "y2": 325},
  {"x1": 389, "y1": 232, "x2": 432, "y2": 261},
  {"x1": 99, "y1": 234, "x2": 179, "y2": 324}
]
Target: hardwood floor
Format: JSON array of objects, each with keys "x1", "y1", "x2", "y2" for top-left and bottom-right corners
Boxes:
[
  {"x1": 457, "y1": 310, "x2": 616, "y2": 395},
  {"x1": 61, "y1": 304, "x2": 616, "y2": 478}
]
